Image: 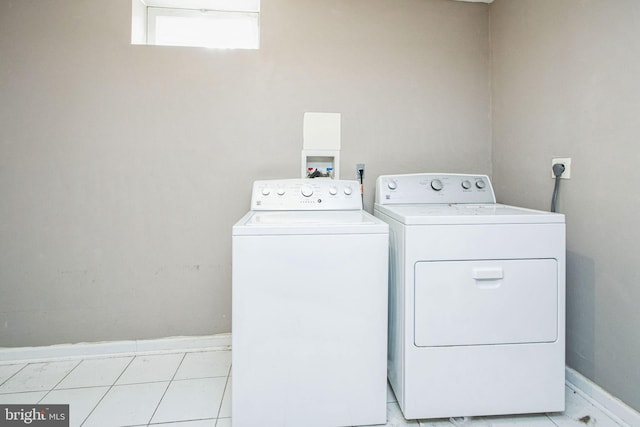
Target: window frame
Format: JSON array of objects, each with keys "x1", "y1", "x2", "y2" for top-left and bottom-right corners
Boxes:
[
  {"x1": 147, "y1": 7, "x2": 260, "y2": 49},
  {"x1": 131, "y1": 0, "x2": 260, "y2": 49}
]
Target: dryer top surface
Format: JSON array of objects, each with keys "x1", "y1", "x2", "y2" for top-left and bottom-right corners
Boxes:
[{"x1": 374, "y1": 203, "x2": 565, "y2": 225}]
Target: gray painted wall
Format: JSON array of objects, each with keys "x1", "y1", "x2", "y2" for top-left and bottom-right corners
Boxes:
[
  {"x1": 0, "y1": 0, "x2": 490, "y2": 346},
  {"x1": 491, "y1": 0, "x2": 640, "y2": 412}
]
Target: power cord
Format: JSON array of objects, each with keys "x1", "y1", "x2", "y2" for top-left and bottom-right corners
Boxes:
[
  {"x1": 550, "y1": 163, "x2": 565, "y2": 212},
  {"x1": 358, "y1": 168, "x2": 365, "y2": 208}
]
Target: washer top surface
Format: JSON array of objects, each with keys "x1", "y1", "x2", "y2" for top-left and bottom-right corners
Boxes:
[
  {"x1": 245, "y1": 210, "x2": 376, "y2": 226},
  {"x1": 234, "y1": 210, "x2": 388, "y2": 235}
]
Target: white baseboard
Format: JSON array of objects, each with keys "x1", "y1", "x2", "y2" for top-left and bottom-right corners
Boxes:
[
  {"x1": 0, "y1": 333, "x2": 231, "y2": 364},
  {"x1": 566, "y1": 366, "x2": 640, "y2": 427}
]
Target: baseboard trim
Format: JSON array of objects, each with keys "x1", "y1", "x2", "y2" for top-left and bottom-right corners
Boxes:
[
  {"x1": 0, "y1": 333, "x2": 231, "y2": 364},
  {"x1": 566, "y1": 366, "x2": 639, "y2": 427}
]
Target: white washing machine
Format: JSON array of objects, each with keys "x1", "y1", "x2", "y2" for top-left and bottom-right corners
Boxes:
[
  {"x1": 374, "y1": 173, "x2": 566, "y2": 420},
  {"x1": 232, "y1": 179, "x2": 389, "y2": 427}
]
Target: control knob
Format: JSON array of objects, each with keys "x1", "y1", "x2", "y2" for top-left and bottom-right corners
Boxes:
[
  {"x1": 387, "y1": 181, "x2": 398, "y2": 190},
  {"x1": 475, "y1": 179, "x2": 486, "y2": 189},
  {"x1": 261, "y1": 188, "x2": 270, "y2": 196},
  {"x1": 344, "y1": 186, "x2": 353, "y2": 195},
  {"x1": 329, "y1": 186, "x2": 338, "y2": 195},
  {"x1": 277, "y1": 188, "x2": 285, "y2": 196},
  {"x1": 431, "y1": 179, "x2": 443, "y2": 191},
  {"x1": 461, "y1": 180, "x2": 471, "y2": 190},
  {"x1": 301, "y1": 185, "x2": 313, "y2": 197}
]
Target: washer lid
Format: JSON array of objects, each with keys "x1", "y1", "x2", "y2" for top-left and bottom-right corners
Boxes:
[
  {"x1": 233, "y1": 210, "x2": 389, "y2": 235},
  {"x1": 374, "y1": 203, "x2": 565, "y2": 225}
]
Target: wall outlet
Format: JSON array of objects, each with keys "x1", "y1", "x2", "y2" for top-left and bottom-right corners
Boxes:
[
  {"x1": 551, "y1": 157, "x2": 571, "y2": 179},
  {"x1": 356, "y1": 163, "x2": 365, "y2": 180}
]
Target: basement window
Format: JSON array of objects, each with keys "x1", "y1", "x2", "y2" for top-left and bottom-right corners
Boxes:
[{"x1": 132, "y1": 0, "x2": 260, "y2": 49}]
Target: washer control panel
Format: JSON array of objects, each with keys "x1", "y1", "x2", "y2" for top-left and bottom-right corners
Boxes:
[
  {"x1": 376, "y1": 173, "x2": 496, "y2": 205},
  {"x1": 252, "y1": 179, "x2": 361, "y2": 210}
]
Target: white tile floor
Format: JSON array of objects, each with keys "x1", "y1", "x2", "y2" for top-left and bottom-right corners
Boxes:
[{"x1": 0, "y1": 349, "x2": 623, "y2": 427}]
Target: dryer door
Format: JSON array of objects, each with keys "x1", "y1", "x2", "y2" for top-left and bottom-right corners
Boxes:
[{"x1": 414, "y1": 259, "x2": 558, "y2": 347}]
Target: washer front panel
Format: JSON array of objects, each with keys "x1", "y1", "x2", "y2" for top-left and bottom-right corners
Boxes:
[{"x1": 232, "y1": 232, "x2": 389, "y2": 426}]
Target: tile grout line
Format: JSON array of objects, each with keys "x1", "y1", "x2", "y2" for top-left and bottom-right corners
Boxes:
[
  {"x1": 147, "y1": 418, "x2": 216, "y2": 426},
  {"x1": 79, "y1": 355, "x2": 137, "y2": 427},
  {"x1": 171, "y1": 374, "x2": 229, "y2": 382},
  {"x1": 0, "y1": 363, "x2": 30, "y2": 389},
  {"x1": 146, "y1": 352, "x2": 188, "y2": 426},
  {"x1": 36, "y1": 359, "x2": 84, "y2": 404},
  {"x1": 545, "y1": 413, "x2": 561, "y2": 426},
  {"x1": 214, "y1": 362, "x2": 232, "y2": 427}
]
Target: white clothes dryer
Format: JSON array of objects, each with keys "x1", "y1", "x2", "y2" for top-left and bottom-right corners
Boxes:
[
  {"x1": 232, "y1": 179, "x2": 389, "y2": 427},
  {"x1": 374, "y1": 173, "x2": 566, "y2": 420}
]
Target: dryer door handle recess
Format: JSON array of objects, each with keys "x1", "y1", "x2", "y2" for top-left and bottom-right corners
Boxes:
[{"x1": 472, "y1": 267, "x2": 504, "y2": 281}]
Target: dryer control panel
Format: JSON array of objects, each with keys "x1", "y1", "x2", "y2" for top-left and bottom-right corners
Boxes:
[
  {"x1": 376, "y1": 173, "x2": 496, "y2": 205},
  {"x1": 251, "y1": 179, "x2": 362, "y2": 210}
]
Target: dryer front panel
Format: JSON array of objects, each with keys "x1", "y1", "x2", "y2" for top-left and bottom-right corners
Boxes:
[{"x1": 414, "y1": 259, "x2": 558, "y2": 347}]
